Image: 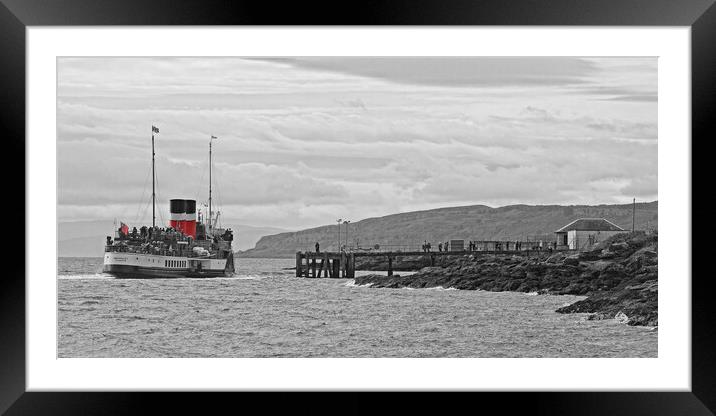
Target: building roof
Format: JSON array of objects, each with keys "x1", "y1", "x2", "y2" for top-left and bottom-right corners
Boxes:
[{"x1": 554, "y1": 218, "x2": 626, "y2": 233}]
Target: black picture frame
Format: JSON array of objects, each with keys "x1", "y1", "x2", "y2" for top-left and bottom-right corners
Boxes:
[{"x1": 3, "y1": 0, "x2": 714, "y2": 414}]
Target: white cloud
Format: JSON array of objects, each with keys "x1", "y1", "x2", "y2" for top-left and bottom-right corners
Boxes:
[{"x1": 57, "y1": 57, "x2": 657, "y2": 229}]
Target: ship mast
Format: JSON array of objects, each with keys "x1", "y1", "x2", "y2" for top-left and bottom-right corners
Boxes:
[
  {"x1": 209, "y1": 135, "x2": 217, "y2": 233},
  {"x1": 151, "y1": 125, "x2": 159, "y2": 228}
]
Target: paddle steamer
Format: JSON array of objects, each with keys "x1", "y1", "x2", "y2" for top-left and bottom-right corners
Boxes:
[{"x1": 103, "y1": 127, "x2": 234, "y2": 278}]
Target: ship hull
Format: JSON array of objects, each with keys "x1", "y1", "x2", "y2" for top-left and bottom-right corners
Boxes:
[
  {"x1": 102, "y1": 264, "x2": 229, "y2": 279},
  {"x1": 103, "y1": 251, "x2": 234, "y2": 279}
]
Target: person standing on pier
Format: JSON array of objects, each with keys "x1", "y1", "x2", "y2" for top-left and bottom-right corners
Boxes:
[{"x1": 315, "y1": 242, "x2": 320, "y2": 253}]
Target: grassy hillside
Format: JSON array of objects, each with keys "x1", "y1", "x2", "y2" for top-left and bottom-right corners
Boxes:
[{"x1": 240, "y1": 202, "x2": 658, "y2": 258}]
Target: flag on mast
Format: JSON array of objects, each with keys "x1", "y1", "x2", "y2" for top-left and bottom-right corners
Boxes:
[
  {"x1": 152, "y1": 125, "x2": 159, "y2": 133},
  {"x1": 211, "y1": 135, "x2": 217, "y2": 139}
]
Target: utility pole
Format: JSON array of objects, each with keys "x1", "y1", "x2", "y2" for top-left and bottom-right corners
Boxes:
[
  {"x1": 632, "y1": 198, "x2": 636, "y2": 233},
  {"x1": 336, "y1": 218, "x2": 342, "y2": 251}
]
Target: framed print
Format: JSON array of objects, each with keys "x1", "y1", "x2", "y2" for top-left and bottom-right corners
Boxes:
[{"x1": 4, "y1": 0, "x2": 715, "y2": 413}]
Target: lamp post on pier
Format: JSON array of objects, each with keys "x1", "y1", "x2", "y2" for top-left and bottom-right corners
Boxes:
[
  {"x1": 343, "y1": 220, "x2": 350, "y2": 250},
  {"x1": 336, "y1": 218, "x2": 342, "y2": 251}
]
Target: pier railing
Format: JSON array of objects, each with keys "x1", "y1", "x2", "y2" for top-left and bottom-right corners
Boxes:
[{"x1": 304, "y1": 239, "x2": 560, "y2": 254}]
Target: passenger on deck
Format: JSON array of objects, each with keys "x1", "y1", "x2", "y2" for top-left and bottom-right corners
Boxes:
[
  {"x1": 222, "y1": 229, "x2": 234, "y2": 241},
  {"x1": 315, "y1": 242, "x2": 320, "y2": 253},
  {"x1": 438, "y1": 242, "x2": 443, "y2": 252}
]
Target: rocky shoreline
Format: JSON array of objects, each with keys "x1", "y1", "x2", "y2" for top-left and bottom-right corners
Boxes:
[{"x1": 353, "y1": 232, "x2": 658, "y2": 327}]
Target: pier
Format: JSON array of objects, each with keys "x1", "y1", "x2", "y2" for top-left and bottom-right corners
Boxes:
[{"x1": 295, "y1": 244, "x2": 562, "y2": 278}]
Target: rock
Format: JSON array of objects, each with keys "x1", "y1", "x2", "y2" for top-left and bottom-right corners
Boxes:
[
  {"x1": 563, "y1": 255, "x2": 579, "y2": 266},
  {"x1": 644, "y1": 265, "x2": 658, "y2": 274},
  {"x1": 588, "y1": 260, "x2": 615, "y2": 272},
  {"x1": 419, "y1": 266, "x2": 445, "y2": 274},
  {"x1": 577, "y1": 250, "x2": 602, "y2": 261},
  {"x1": 614, "y1": 311, "x2": 630, "y2": 324},
  {"x1": 546, "y1": 254, "x2": 565, "y2": 264},
  {"x1": 610, "y1": 242, "x2": 630, "y2": 252},
  {"x1": 625, "y1": 281, "x2": 657, "y2": 292}
]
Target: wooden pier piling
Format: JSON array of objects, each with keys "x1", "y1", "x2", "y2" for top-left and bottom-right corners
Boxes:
[
  {"x1": 295, "y1": 251, "x2": 357, "y2": 278},
  {"x1": 296, "y1": 245, "x2": 559, "y2": 279}
]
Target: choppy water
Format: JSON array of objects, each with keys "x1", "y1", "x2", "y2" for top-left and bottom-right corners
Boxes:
[{"x1": 58, "y1": 257, "x2": 657, "y2": 357}]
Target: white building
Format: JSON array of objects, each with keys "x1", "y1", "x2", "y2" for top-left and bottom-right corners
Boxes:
[{"x1": 554, "y1": 218, "x2": 627, "y2": 250}]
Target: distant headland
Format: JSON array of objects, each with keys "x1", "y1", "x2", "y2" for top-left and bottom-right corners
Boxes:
[{"x1": 239, "y1": 201, "x2": 657, "y2": 258}]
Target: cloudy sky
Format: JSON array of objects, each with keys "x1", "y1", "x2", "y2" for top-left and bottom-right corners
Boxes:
[{"x1": 57, "y1": 57, "x2": 657, "y2": 230}]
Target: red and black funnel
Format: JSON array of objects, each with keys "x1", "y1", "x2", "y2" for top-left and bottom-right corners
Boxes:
[{"x1": 169, "y1": 198, "x2": 197, "y2": 238}]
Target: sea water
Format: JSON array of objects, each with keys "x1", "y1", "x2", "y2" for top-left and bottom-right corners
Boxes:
[{"x1": 58, "y1": 257, "x2": 657, "y2": 357}]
